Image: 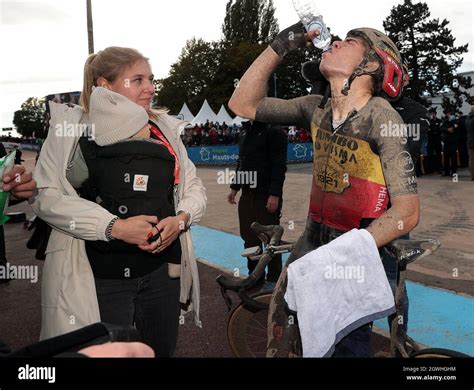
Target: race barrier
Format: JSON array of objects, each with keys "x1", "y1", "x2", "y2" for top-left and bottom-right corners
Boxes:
[
  {"x1": 1, "y1": 143, "x2": 40, "y2": 152},
  {"x1": 186, "y1": 143, "x2": 314, "y2": 165}
]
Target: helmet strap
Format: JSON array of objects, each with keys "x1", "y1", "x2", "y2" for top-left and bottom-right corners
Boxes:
[
  {"x1": 341, "y1": 57, "x2": 377, "y2": 96},
  {"x1": 318, "y1": 84, "x2": 331, "y2": 109}
]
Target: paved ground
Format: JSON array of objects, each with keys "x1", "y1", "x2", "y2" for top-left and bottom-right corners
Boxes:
[
  {"x1": 198, "y1": 163, "x2": 474, "y2": 295},
  {"x1": 0, "y1": 151, "x2": 472, "y2": 355}
]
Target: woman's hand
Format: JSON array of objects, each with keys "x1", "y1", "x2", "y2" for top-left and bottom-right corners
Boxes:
[
  {"x1": 111, "y1": 215, "x2": 158, "y2": 245},
  {"x1": 138, "y1": 214, "x2": 188, "y2": 254}
]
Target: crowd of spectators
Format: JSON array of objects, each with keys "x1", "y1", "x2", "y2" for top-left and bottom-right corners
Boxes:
[{"x1": 181, "y1": 120, "x2": 312, "y2": 147}]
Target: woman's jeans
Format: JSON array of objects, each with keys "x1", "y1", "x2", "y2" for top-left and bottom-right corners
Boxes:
[{"x1": 94, "y1": 263, "x2": 180, "y2": 357}]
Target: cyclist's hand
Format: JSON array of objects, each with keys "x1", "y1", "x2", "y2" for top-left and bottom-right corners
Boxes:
[
  {"x1": 111, "y1": 215, "x2": 158, "y2": 245},
  {"x1": 266, "y1": 195, "x2": 280, "y2": 214},
  {"x1": 227, "y1": 190, "x2": 238, "y2": 205},
  {"x1": 79, "y1": 342, "x2": 154, "y2": 358},
  {"x1": 270, "y1": 22, "x2": 320, "y2": 58}
]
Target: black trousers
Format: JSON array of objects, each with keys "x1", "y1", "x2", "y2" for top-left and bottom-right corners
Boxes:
[
  {"x1": 238, "y1": 189, "x2": 282, "y2": 283},
  {"x1": 427, "y1": 138, "x2": 442, "y2": 173},
  {"x1": 94, "y1": 264, "x2": 180, "y2": 357},
  {"x1": 444, "y1": 145, "x2": 458, "y2": 175}
]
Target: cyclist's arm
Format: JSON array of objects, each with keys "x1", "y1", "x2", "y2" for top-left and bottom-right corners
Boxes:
[
  {"x1": 228, "y1": 46, "x2": 320, "y2": 127},
  {"x1": 366, "y1": 195, "x2": 419, "y2": 247},
  {"x1": 255, "y1": 95, "x2": 321, "y2": 128},
  {"x1": 366, "y1": 109, "x2": 420, "y2": 248},
  {"x1": 229, "y1": 47, "x2": 282, "y2": 120}
]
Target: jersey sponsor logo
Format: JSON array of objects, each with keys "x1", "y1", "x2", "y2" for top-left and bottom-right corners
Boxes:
[
  {"x1": 398, "y1": 175, "x2": 417, "y2": 189},
  {"x1": 314, "y1": 157, "x2": 350, "y2": 194},
  {"x1": 133, "y1": 174, "x2": 149, "y2": 192},
  {"x1": 396, "y1": 151, "x2": 415, "y2": 173},
  {"x1": 314, "y1": 128, "x2": 359, "y2": 165},
  {"x1": 374, "y1": 186, "x2": 389, "y2": 213}
]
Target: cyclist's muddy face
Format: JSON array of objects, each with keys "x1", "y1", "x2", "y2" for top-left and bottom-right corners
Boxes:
[{"x1": 320, "y1": 37, "x2": 367, "y2": 79}]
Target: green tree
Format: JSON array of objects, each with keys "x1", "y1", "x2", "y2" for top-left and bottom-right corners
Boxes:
[
  {"x1": 157, "y1": 1, "x2": 280, "y2": 115},
  {"x1": 156, "y1": 0, "x2": 336, "y2": 115},
  {"x1": 154, "y1": 38, "x2": 221, "y2": 114},
  {"x1": 12, "y1": 97, "x2": 46, "y2": 138},
  {"x1": 383, "y1": 0, "x2": 471, "y2": 110},
  {"x1": 209, "y1": 41, "x2": 266, "y2": 112},
  {"x1": 222, "y1": 0, "x2": 279, "y2": 45}
]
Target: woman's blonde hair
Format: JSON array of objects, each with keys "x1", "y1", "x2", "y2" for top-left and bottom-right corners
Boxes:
[{"x1": 80, "y1": 46, "x2": 167, "y2": 117}]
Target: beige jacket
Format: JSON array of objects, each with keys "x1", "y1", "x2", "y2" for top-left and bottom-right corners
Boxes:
[{"x1": 32, "y1": 100, "x2": 206, "y2": 340}]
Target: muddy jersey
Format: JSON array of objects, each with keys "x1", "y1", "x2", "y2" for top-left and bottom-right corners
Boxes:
[{"x1": 256, "y1": 95, "x2": 418, "y2": 231}]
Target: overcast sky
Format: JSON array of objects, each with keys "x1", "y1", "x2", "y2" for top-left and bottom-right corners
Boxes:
[{"x1": 1, "y1": 0, "x2": 473, "y2": 130}]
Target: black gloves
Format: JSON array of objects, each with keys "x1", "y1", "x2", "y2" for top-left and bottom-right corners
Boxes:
[{"x1": 270, "y1": 22, "x2": 308, "y2": 58}]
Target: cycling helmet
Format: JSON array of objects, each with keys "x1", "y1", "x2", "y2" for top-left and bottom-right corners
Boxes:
[{"x1": 343, "y1": 28, "x2": 404, "y2": 101}]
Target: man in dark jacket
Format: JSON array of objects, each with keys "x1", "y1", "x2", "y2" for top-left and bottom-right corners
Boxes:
[
  {"x1": 227, "y1": 121, "x2": 288, "y2": 290},
  {"x1": 466, "y1": 105, "x2": 474, "y2": 181},
  {"x1": 442, "y1": 111, "x2": 459, "y2": 177},
  {"x1": 456, "y1": 111, "x2": 468, "y2": 168},
  {"x1": 427, "y1": 108, "x2": 443, "y2": 174}
]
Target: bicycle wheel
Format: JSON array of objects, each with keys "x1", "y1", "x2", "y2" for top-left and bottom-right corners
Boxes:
[
  {"x1": 410, "y1": 348, "x2": 471, "y2": 358},
  {"x1": 227, "y1": 291, "x2": 272, "y2": 357}
]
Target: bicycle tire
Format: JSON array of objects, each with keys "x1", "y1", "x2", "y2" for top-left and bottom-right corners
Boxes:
[
  {"x1": 410, "y1": 348, "x2": 471, "y2": 358},
  {"x1": 227, "y1": 291, "x2": 272, "y2": 357}
]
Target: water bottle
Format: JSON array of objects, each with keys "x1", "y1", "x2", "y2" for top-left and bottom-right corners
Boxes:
[{"x1": 292, "y1": 0, "x2": 331, "y2": 50}]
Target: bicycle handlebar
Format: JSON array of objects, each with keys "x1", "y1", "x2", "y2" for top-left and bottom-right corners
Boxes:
[{"x1": 216, "y1": 223, "x2": 284, "y2": 290}]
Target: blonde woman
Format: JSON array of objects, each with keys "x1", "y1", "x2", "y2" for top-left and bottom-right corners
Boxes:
[{"x1": 33, "y1": 47, "x2": 206, "y2": 357}]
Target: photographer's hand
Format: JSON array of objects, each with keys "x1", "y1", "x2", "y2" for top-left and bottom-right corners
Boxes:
[{"x1": 79, "y1": 342, "x2": 154, "y2": 358}]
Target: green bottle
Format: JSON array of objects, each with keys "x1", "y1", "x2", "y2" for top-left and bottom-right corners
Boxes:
[{"x1": 0, "y1": 150, "x2": 17, "y2": 225}]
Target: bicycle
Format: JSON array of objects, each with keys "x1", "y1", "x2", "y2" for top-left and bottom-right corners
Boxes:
[{"x1": 216, "y1": 222, "x2": 471, "y2": 358}]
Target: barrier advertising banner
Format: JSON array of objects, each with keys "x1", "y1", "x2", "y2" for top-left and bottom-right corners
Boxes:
[{"x1": 186, "y1": 143, "x2": 313, "y2": 166}]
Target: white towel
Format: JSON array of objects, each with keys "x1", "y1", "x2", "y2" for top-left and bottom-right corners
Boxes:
[{"x1": 285, "y1": 229, "x2": 395, "y2": 357}]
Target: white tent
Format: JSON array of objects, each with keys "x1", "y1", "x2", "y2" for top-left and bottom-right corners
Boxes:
[
  {"x1": 177, "y1": 103, "x2": 194, "y2": 122},
  {"x1": 231, "y1": 115, "x2": 248, "y2": 127},
  {"x1": 191, "y1": 99, "x2": 219, "y2": 125},
  {"x1": 216, "y1": 105, "x2": 233, "y2": 125}
]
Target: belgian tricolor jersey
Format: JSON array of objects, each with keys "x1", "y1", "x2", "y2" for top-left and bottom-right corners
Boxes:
[{"x1": 256, "y1": 95, "x2": 418, "y2": 231}]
